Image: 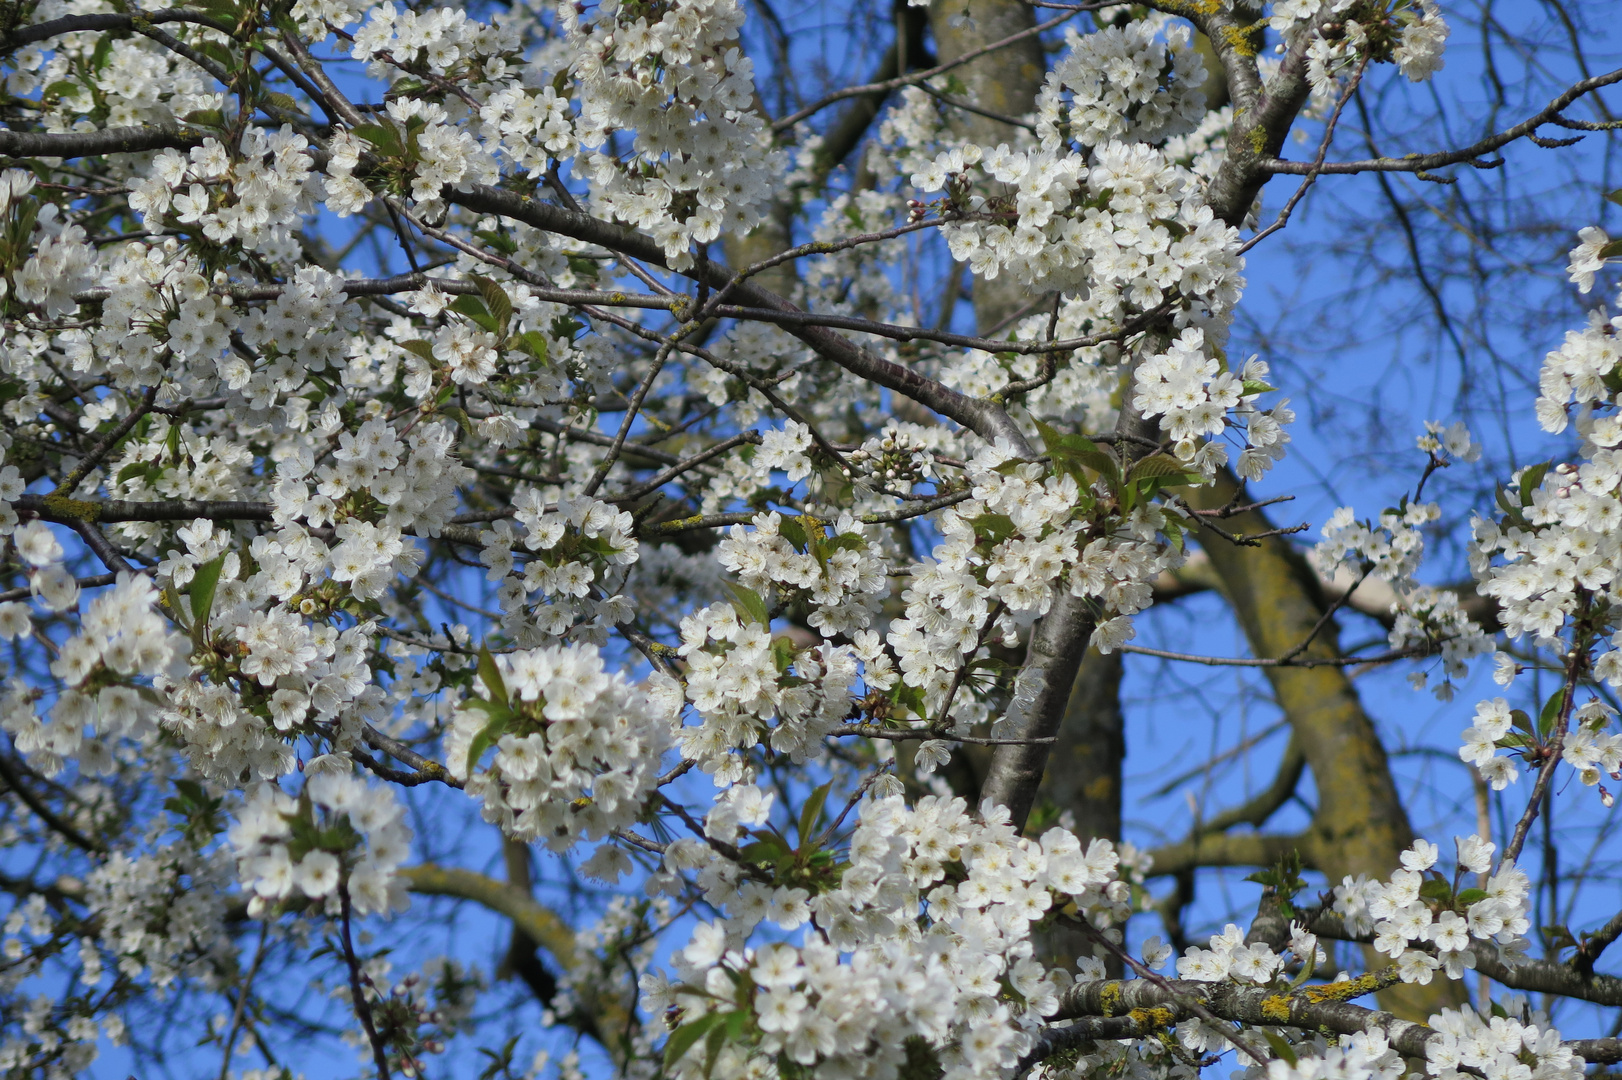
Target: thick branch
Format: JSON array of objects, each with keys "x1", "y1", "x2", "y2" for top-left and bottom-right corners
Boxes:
[
  {"x1": 0, "y1": 9, "x2": 227, "y2": 48},
  {"x1": 399, "y1": 864, "x2": 628, "y2": 1047},
  {"x1": 975, "y1": 593, "x2": 1096, "y2": 826},
  {"x1": 1305, "y1": 911, "x2": 1622, "y2": 1008},
  {"x1": 1045, "y1": 973, "x2": 1620, "y2": 1065},
  {"x1": 1145, "y1": 830, "x2": 1308, "y2": 879},
  {"x1": 0, "y1": 124, "x2": 205, "y2": 159},
  {"x1": 1046, "y1": 972, "x2": 1435, "y2": 1062}
]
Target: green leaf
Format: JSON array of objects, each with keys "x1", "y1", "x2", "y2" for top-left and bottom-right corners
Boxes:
[
  {"x1": 464, "y1": 709, "x2": 510, "y2": 775},
  {"x1": 1036, "y1": 419, "x2": 1122, "y2": 484},
  {"x1": 777, "y1": 515, "x2": 809, "y2": 550},
  {"x1": 469, "y1": 275, "x2": 512, "y2": 335},
  {"x1": 1599, "y1": 240, "x2": 1622, "y2": 260},
  {"x1": 1518, "y1": 461, "x2": 1552, "y2": 507},
  {"x1": 449, "y1": 294, "x2": 500, "y2": 334},
  {"x1": 663, "y1": 1012, "x2": 724, "y2": 1071},
  {"x1": 889, "y1": 681, "x2": 926, "y2": 718},
  {"x1": 1510, "y1": 708, "x2": 1534, "y2": 734},
  {"x1": 970, "y1": 512, "x2": 1017, "y2": 547},
  {"x1": 798, "y1": 782, "x2": 831, "y2": 848},
  {"x1": 1261, "y1": 1031, "x2": 1297, "y2": 1066},
  {"x1": 475, "y1": 228, "x2": 519, "y2": 256},
  {"x1": 477, "y1": 643, "x2": 508, "y2": 708},
  {"x1": 189, "y1": 555, "x2": 225, "y2": 627},
  {"x1": 1126, "y1": 453, "x2": 1194, "y2": 484},
  {"x1": 1544, "y1": 924, "x2": 1578, "y2": 951},
  {"x1": 195, "y1": 40, "x2": 236, "y2": 67},
  {"x1": 1605, "y1": 188, "x2": 1622, "y2": 208},
  {"x1": 825, "y1": 533, "x2": 865, "y2": 554},
  {"x1": 182, "y1": 108, "x2": 227, "y2": 129},
  {"x1": 1456, "y1": 887, "x2": 1488, "y2": 906},
  {"x1": 398, "y1": 339, "x2": 437, "y2": 363},
  {"x1": 117, "y1": 461, "x2": 152, "y2": 485},
  {"x1": 724, "y1": 582, "x2": 770, "y2": 626},
  {"x1": 738, "y1": 838, "x2": 787, "y2": 864},
  {"x1": 1539, "y1": 688, "x2": 1564, "y2": 737},
  {"x1": 1495, "y1": 484, "x2": 1528, "y2": 526},
  {"x1": 514, "y1": 330, "x2": 550, "y2": 364},
  {"x1": 438, "y1": 404, "x2": 475, "y2": 437},
  {"x1": 702, "y1": 1018, "x2": 731, "y2": 1079},
  {"x1": 1034, "y1": 418, "x2": 1067, "y2": 456},
  {"x1": 352, "y1": 122, "x2": 403, "y2": 156},
  {"x1": 1241, "y1": 379, "x2": 1276, "y2": 395},
  {"x1": 1164, "y1": 516, "x2": 1186, "y2": 554},
  {"x1": 1419, "y1": 878, "x2": 1453, "y2": 903}
]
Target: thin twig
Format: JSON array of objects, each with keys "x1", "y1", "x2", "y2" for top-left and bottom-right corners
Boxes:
[
  {"x1": 338, "y1": 881, "x2": 393, "y2": 1080},
  {"x1": 1239, "y1": 58, "x2": 1367, "y2": 255}
]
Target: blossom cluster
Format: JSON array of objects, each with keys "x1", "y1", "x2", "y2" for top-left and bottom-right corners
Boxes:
[
  {"x1": 2, "y1": 571, "x2": 179, "y2": 778},
  {"x1": 671, "y1": 602, "x2": 860, "y2": 781},
  {"x1": 1316, "y1": 500, "x2": 1439, "y2": 591},
  {"x1": 445, "y1": 642, "x2": 672, "y2": 855},
  {"x1": 647, "y1": 795, "x2": 1126, "y2": 1080},
  {"x1": 228, "y1": 769, "x2": 412, "y2": 917},
  {"x1": 555, "y1": 0, "x2": 780, "y2": 268},
  {"x1": 488, "y1": 494, "x2": 641, "y2": 643},
  {"x1": 128, "y1": 128, "x2": 323, "y2": 259},
  {"x1": 717, "y1": 511, "x2": 889, "y2": 637},
  {"x1": 1332, "y1": 836, "x2": 1531, "y2": 982}
]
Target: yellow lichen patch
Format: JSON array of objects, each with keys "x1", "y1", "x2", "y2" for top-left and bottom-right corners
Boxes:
[
  {"x1": 1301, "y1": 970, "x2": 1389, "y2": 1004},
  {"x1": 1260, "y1": 995, "x2": 1293, "y2": 1023},
  {"x1": 1098, "y1": 982, "x2": 1125, "y2": 1017},
  {"x1": 1127, "y1": 1007, "x2": 1175, "y2": 1030},
  {"x1": 1219, "y1": 23, "x2": 1262, "y2": 58},
  {"x1": 40, "y1": 494, "x2": 100, "y2": 522}
]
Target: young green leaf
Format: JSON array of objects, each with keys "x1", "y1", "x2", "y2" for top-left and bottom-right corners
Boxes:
[
  {"x1": 798, "y1": 781, "x2": 831, "y2": 848},
  {"x1": 777, "y1": 515, "x2": 809, "y2": 549},
  {"x1": 724, "y1": 582, "x2": 770, "y2": 626},
  {"x1": 1126, "y1": 453, "x2": 1194, "y2": 484},
  {"x1": 470, "y1": 274, "x2": 513, "y2": 335},
  {"x1": 477, "y1": 642, "x2": 509, "y2": 707},
  {"x1": 1261, "y1": 1031, "x2": 1298, "y2": 1065},
  {"x1": 398, "y1": 339, "x2": 437, "y2": 363},
  {"x1": 1539, "y1": 687, "x2": 1565, "y2": 737},
  {"x1": 1518, "y1": 461, "x2": 1552, "y2": 507},
  {"x1": 449, "y1": 294, "x2": 500, "y2": 334},
  {"x1": 189, "y1": 555, "x2": 226, "y2": 627},
  {"x1": 663, "y1": 1011, "x2": 724, "y2": 1072},
  {"x1": 464, "y1": 711, "x2": 510, "y2": 775}
]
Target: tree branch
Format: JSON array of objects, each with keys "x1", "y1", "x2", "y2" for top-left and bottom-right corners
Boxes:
[
  {"x1": 1305, "y1": 910, "x2": 1622, "y2": 1008},
  {"x1": 1261, "y1": 66, "x2": 1622, "y2": 176},
  {"x1": 399, "y1": 864, "x2": 628, "y2": 1047},
  {"x1": 0, "y1": 124, "x2": 205, "y2": 159},
  {"x1": 1145, "y1": 829, "x2": 1309, "y2": 879},
  {"x1": 446, "y1": 185, "x2": 1031, "y2": 448}
]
